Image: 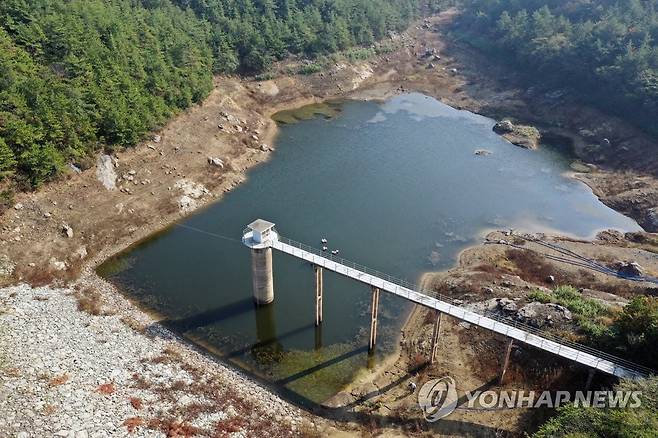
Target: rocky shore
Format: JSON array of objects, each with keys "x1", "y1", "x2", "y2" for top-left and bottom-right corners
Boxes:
[{"x1": 0, "y1": 283, "x2": 321, "y2": 437}]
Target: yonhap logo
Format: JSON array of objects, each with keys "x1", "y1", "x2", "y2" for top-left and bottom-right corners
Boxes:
[
  {"x1": 417, "y1": 376, "x2": 643, "y2": 422},
  {"x1": 417, "y1": 376, "x2": 459, "y2": 422}
]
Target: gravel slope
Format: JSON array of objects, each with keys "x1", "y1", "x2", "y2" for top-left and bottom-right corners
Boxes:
[{"x1": 0, "y1": 284, "x2": 317, "y2": 437}]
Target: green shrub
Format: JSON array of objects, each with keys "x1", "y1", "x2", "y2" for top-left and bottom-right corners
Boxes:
[
  {"x1": 297, "y1": 63, "x2": 323, "y2": 75},
  {"x1": 533, "y1": 377, "x2": 658, "y2": 438}
]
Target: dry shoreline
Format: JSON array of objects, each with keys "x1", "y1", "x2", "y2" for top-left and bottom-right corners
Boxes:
[{"x1": 2, "y1": 10, "x2": 658, "y2": 437}]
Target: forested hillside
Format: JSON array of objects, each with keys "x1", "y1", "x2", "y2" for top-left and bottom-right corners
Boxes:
[
  {"x1": 456, "y1": 0, "x2": 658, "y2": 135},
  {"x1": 0, "y1": 0, "x2": 419, "y2": 186}
]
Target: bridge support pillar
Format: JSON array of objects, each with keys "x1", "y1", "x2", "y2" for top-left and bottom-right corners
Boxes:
[
  {"x1": 499, "y1": 338, "x2": 514, "y2": 385},
  {"x1": 430, "y1": 311, "x2": 443, "y2": 364},
  {"x1": 314, "y1": 265, "x2": 323, "y2": 326},
  {"x1": 251, "y1": 247, "x2": 274, "y2": 305},
  {"x1": 369, "y1": 287, "x2": 380, "y2": 352},
  {"x1": 585, "y1": 369, "x2": 596, "y2": 390}
]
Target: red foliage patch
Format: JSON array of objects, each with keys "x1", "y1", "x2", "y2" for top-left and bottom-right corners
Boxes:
[
  {"x1": 123, "y1": 417, "x2": 144, "y2": 433},
  {"x1": 129, "y1": 397, "x2": 143, "y2": 410},
  {"x1": 97, "y1": 383, "x2": 115, "y2": 395}
]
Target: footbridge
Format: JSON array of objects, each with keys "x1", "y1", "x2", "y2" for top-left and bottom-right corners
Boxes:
[{"x1": 242, "y1": 219, "x2": 653, "y2": 382}]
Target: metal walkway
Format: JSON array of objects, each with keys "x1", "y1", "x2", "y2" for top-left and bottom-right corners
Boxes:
[{"x1": 268, "y1": 235, "x2": 652, "y2": 380}]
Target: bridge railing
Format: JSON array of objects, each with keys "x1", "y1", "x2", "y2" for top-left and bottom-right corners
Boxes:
[{"x1": 275, "y1": 235, "x2": 654, "y2": 377}]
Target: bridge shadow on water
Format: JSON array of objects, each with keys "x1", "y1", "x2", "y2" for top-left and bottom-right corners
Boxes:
[{"x1": 150, "y1": 299, "x2": 510, "y2": 437}]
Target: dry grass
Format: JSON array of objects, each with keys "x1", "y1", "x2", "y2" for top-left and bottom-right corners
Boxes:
[
  {"x1": 21, "y1": 267, "x2": 57, "y2": 287},
  {"x1": 74, "y1": 286, "x2": 113, "y2": 316},
  {"x1": 48, "y1": 374, "x2": 69, "y2": 387},
  {"x1": 505, "y1": 248, "x2": 647, "y2": 297},
  {"x1": 123, "y1": 417, "x2": 145, "y2": 433},
  {"x1": 213, "y1": 417, "x2": 247, "y2": 435},
  {"x1": 121, "y1": 316, "x2": 147, "y2": 333},
  {"x1": 131, "y1": 373, "x2": 152, "y2": 390},
  {"x1": 97, "y1": 383, "x2": 115, "y2": 395},
  {"x1": 146, "y1": 346, "x2": 183, "y2": 365},
  {"x1": 4, "y1": 367, "x2": 21, "y2": 377},
  {"x1": 131, "y1": 347, "x2": 304, "y2": 437},
  {"x1": 147, "y1": 419, "x2": 200, "y2": 438},
  {"x1": 505, "y1": 249, "x2": 565, "y2": 285},
  {"x1": 129, "y1": 397, "x2": 143, "y2": 410}
]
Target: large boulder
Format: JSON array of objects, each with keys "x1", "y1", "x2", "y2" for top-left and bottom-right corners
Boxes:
[
  {"x1": 615, "y1": 261, "x2": 644, "y2": 278},
  {"x1": 646, "y1": 207, "x2": 658, "y2": 232},
  {"x1": 516, "y1": 302, "x2": 572, "y2": 328},
  {"x1": 493, "y1": 120, "x2": 515, "y2": 134},
  {"x1": 207, "y1": 157, "x2": 224, "y2": 168},
  {"x1": 493, "y1": 120, "x2": 541, "y2": 149},
  {"x1": 96, "y1": 154, "x2": 117, "y2": 190}
]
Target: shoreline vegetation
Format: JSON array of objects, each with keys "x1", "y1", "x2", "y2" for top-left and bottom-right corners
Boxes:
[
  {"x1": 0, "y1": 0, "x2": 421, "y2": 188},
  {"x1": 1, "y1": 3, "x2": 658, "y2": 436}
]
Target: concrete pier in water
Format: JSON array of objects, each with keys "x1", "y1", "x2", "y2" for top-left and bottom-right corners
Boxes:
[
  {"x1": 243, "y1": 219, "x2": 277, "y2": 305},
  {"x1": 251, "y1": 247, "x2": 274, "y2": 305},
  {"x1": 242, "y1": 218, "x2": 651, "y2": 379}
]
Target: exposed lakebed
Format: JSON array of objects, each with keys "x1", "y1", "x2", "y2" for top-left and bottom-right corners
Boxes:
[{"x1": 99, "y1": 93, "x2": 640, "y2": 405}]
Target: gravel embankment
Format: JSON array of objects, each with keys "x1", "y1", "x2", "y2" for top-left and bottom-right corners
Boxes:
[{"x1": 0, "y1": 284, "x2": 318, "y2": 437}]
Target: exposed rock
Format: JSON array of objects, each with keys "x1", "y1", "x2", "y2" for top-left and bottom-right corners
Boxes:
[
  {"x1": 61, "y1": 224, "x2": 74, "y2": 239},
  {"x1": 68, "y1": 163, "x2": 82, "y2": 174},
  {"x1": 596, "y1": 229, "x2": 625, "y2": 244},
  {"x1": 516, "y1": 302, "x2": 572, "y2": 328},
  {"x1": 178, "y1": 195, "x2": 196, "y2": 212},
  {"x1": 14, "y1": 203, "x2": 23, "y2": 210},
  {"x1": 49, "y1": 258, "x2": 68, "y2": 271},
  {"x1": 74, "y1": 246, "x2": 88, "y2": 259},
  {"x1": 96, "y1": 155, "x2": 117, "y2": 191},
  {"x1": 615, "y1": 261, "x2": 644, "y2": 278},
  {"x1": 0, "y1": 254, "x2": 15, "y2": 277},
  {"x1": 207, "y1": 157, "x2": 224, "y2": 168},
  {"x1": 175, "y1": 179, "x2": 209, "y2": 213},
  {"x1": 493, "y1": 120, "x2": 514, "y2": 134},
  {"x1": 0, "y1": 284, "x2": 309, "y2": 436},
  {"x1": 500, "y1": 298, "x2": 518, "y2": 312},
  {"x1": 494, "y1": 120, "x2": 541, "y2": 149},
  {"x1": 646, "y1": 207, "x2": 658, "y2": 231},
  {"x1": 153, "y1": 134, "x2": 161, "y2": 143}
]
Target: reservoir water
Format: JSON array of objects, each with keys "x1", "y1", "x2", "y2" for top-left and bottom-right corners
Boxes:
[{"x1": 99, "y1": 93, "x2": 640, "y2": 405}]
